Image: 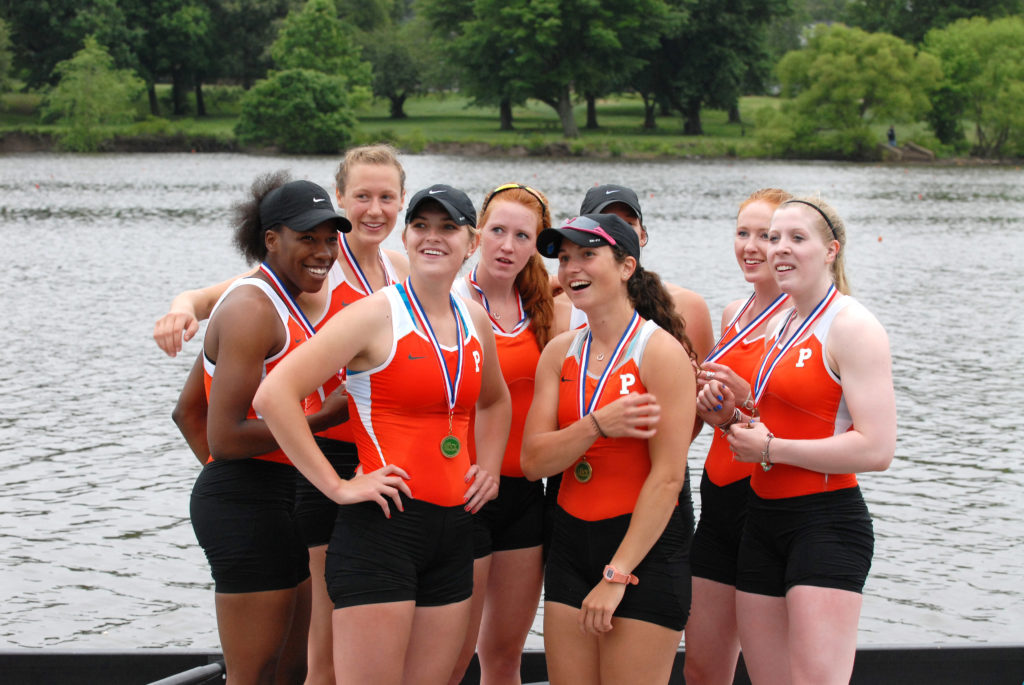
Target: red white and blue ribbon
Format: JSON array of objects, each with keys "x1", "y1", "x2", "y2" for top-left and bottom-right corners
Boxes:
[
  {"x1": 339, "y1": 234, "x2": 393, "y2": 295},
  {"x1": 752, "y1": 284, "x2": 838, "y2": 405},
  {"x1": 704, "y1": 292, "x2": 790, "y2": 364},
  {"x1": 258, "y1": 262, "x2": 317, "y2": 340},
  {"x1": 578, "y1": 311, "x2": 641, "y2": 419},
  {"x1": 403, "y1": 278, "x2": 465, "y2": 413},
  {"x1": 468, "y1": 266, "x2": 528, "y2": 334}
]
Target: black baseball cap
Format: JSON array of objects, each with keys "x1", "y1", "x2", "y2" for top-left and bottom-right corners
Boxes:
[
  {"x1": 536, "y1": 214, "x2": 641, "y2": 261},
  {"x1": 579, "y1": 184, "x2": 643, "y2": 225},
  {"x1": 405, "y1": 184, "x2": 477, "y2": 227},
  {"x1": 259, "y1": 180, "x2": 351, "y2": 233}
]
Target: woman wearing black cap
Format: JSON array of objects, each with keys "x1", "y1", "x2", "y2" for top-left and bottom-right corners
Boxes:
[
  {"x1": 179, "y1": 173, "x2": 402, "y2": 684},
  {"x1": 522, "y1": 214, "x2": 695, "y2": 685},
  {"x1": 253, "y1": 185, "x2": 511, "y2": 685}
]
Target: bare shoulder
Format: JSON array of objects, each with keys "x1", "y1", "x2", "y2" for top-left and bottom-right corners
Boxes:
[
  {"x1": 827, "y1": 297, "x2": 890, "y2": 368},
  {"x1": 643, "y1": 327, "x2": 689, "y2": 369},
  {"x1": 720, "y1": 297, "x2": 747, "y2": 329},
  {"x1": 552, "y1": 295, "x2": 573, "y2": 335},
  {"x1": 832, "y1": 297, "x2": 888, "y2": 341},
  {"x1": 383, "y1": 249, "x2": 410, "y2": 279},
  {"x1": 666, "y1": 282, "x2": 711, "y2": 318}
]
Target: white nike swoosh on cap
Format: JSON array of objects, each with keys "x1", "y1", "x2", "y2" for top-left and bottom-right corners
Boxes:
[
  {"x1": 429, "y1": 189, "x2": 445, "y2": 195},
  {"x1": 605, "y1": 190, "x2": 620, "y2": 194},
  {"x1": 312, "y1": 197, "x2": 326, "y2": 203}
]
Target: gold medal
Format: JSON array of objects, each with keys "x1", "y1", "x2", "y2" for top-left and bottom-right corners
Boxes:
[
  {"x1": 440, "y1": 435, "x2": 461, "y2": 458},
  {"x1": 574, "y1": 460, "x2": 593, "y2": 483}
]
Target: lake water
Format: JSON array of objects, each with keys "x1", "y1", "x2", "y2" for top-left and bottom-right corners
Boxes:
[{"x1": 0, "y1": 153, "x2": 1021, "y2": 650}]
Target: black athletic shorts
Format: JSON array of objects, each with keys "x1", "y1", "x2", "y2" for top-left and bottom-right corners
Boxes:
[
  {"x1": 325, "y1": 492, "x2": 473, "y2": 609},
  {"x1": 190, "y1": 458, "x2": 310, "y2": 594},
  {"x1": 690, "y1": 471, "x2": 751, "y2": 586},
  {"x1": 544, "y1": 503, "x2": 694, "y2": 631},
  {"x1": 293, "y1": 436, "x2": 359, "y2": 548},
  {"x1": 736, "y1": 486, "x2": 874, "y2": 597},
  {"x1": 472, "y1": 476, "x2": 544, "y2": 558}
]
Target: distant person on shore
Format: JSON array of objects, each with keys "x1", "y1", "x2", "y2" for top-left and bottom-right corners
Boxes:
[
  {"x1": 157, "y1": 144, "x2": 411, "y2": 685},
  {"x1": 522, "y1": 213, "x2": 696, "y2": 685},
  {"x1": 253, "y1": 185, "x2": 511, "y2": 685},
  {"x1": 684, "y1": 188, "x2": 792, "y2": 685},
  {"x1": 887, "y1": 126, "x2": 897, "y2": 147},
  {"x1": 698, "y1": 197, "x2": 896, "y2": 685},
  {"x1": 179, "y1": 173, "x2": 357, "y2": 684},
  {"x1": 448, "y1": 184, "x2": 568, "y2": 685}
]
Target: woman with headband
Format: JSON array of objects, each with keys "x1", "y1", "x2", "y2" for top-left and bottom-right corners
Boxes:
[
  {"x1": 684, "y1": 189, "x2": 792, "y2": 685},
  {"x1": 448, "y1": 183, "x2": 567, "y2": 685},
  {"x1": 254, "y1": 184, "x2": 511, "y2": 685},
  {"x1": 522, "y1": 214, "x2": 695, "y2": 685},
  {"x1": 698, "y1": 197, "x2": 895, "y2": 685}
]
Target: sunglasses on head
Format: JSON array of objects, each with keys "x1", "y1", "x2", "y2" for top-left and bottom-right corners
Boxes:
[{"x1": 482, "y1": 183, "x2": 550, "y2": 222}]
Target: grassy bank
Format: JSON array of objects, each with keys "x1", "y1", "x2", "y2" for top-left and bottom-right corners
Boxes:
[{"x1": 0, "y1": 88, "x2": 938, "y2": 159}]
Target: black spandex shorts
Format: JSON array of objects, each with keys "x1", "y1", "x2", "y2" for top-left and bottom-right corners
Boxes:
[
  {"x1": 190, "y1": 458, "x2": 310, "y2": 594},
  {"x1": 690, "y1": 471, "x2": 751, "y2": 585},
  {"x1": 325, "y1": 492, "x2": 473, "y2": 609},
  {"x1": 472, "y1": 476, "x2": 544, "y2": 558},
  {"x1": 544, "y1": 503, "x2": 694, "y2": 631},
  {"x1": 736, "y1": 486, "x2": 874, "y2": 597},
  {"x1": 293, "y1": 436, "x2": 359, "y2": 548}
]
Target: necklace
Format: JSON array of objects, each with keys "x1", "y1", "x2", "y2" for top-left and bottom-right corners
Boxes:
[{"x1": 596, "y1": 352, "x2": 605, "y2": 361}]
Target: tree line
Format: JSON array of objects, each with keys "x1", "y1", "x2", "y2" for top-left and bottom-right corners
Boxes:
[{"x1": 1, "y1": 0, "x2": 1022, "y2": 157}]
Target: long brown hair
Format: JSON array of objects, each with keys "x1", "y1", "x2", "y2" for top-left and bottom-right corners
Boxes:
[
  {"x1": 612, "y1": 246, "x2": 697, "y2": 363},
  {"x1": 478, "y1": 185, "x2": 555, "y2": 350}
]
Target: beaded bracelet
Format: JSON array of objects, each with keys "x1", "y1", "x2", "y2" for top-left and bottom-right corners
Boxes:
[
  {"x1": 760, "y1": 432, "x2": 775, "y2": 472},
  {"x1": 590, "y1": 413, "x2": 608, "y2": 439}
]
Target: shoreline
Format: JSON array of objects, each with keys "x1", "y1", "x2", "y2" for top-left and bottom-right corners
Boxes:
[{"x1": 1, "y1": 131, "x2": 1021, "y2": 167}]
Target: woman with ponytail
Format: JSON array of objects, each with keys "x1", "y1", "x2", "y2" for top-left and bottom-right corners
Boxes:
[
  {"x1": 448, "y1": 183, "x2": 566, "y2": 685},
  {"x1": 522, "y1": 213, "x2": 695, "y2": 684},
  {"x1": 698, "y1": 197, "x2": 895, "y2": 685}
]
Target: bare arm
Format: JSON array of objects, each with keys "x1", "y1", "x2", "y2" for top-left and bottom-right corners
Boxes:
[
  {"x1": 172, "y1": 353, "x2": 210, "y2": 465},
  {"x1": 463, "y1": 303, "x2": 512, "y2": 513},
  {"x1": 253, "y1": 295, "x2": 411, "y2": 516},
  {"x1": 153, "y1": 269, "x2": 255, "y2": 357},
  {"x1": 728, "y1": 303, "x2": 896, "y2": 474},
  {"x1": 579, "y1": 332, "x2": 694, "y2": 634},
  {"x1": 521, "y1": 332, "x2": 660, "y2": 481}
]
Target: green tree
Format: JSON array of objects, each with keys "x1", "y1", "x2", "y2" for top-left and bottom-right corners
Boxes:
[
  {"x1": 757, "y1": 23, "x2": 941, "y2": 158},
  {"x1": 0, "y1": 18, "x2": 12, "y2": 93},
  {"x1": 41, "y1": 35, "x2": 145, "y2": 151},
  {"x1": 235, "y1": 68, "x2": 357, "y2": 153},
  {"x1": 207, "y1": 0, "x2": 291, "y2": 89},
  {"x1": 923, "y1": 16, "x2": 1024, "y2": 157},
  {"x1": 363, "y1": 23, "x2": 422, "y2": 119},
  {"x1": 843, "y1": 0, "x2": 1023, "y2": 44},
  {"x1": 270, "y1": 0, "x2": 372, "y2": 101}
]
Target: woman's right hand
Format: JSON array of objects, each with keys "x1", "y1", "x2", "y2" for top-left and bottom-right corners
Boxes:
[
  {"x1": 342, "y1": 464, "x2": 412, "y2": 518},
  {"x1": 154, "y1": 311, "x2": 200, "y2": 357},
  {"x1": 696, "y1": 379, "x2": 736, "y2": 426},
  {"x1": 591, "y1": 392, "x2": 660, "y2": 440}
]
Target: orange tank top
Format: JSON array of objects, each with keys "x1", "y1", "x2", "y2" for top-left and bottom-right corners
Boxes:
[
  {"x1": 345, "y1": 283, "x2": 484, "y2": 507},
  {"x1": 305, "y1": 252, "x2": 399, "y2": 442},
  {"x1": 703, "y1": 329, "x2": 763, "y2": 486},
  {"x1": 453, "y1": 278, "x2": 541, "y2": 478},
  {"x1": 751, "y1": 297, "x2": 857, "y2": 499},
  {"x1": 203, "y1": 277, "x2": 311, "y2": 465},
  {"x1": 556, "y1": 320, "x2": 660, "y2": 521}
]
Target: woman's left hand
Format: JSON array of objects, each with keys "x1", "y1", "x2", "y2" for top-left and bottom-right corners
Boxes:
[
  {"x1": 727, "y1": 420, "x2": 770, "y2": 463},
  {"x1": 578, "y1": 581, "x2": 627, "y2": 635},
  {"x1": 462, "y1": 464, "x2": 499, "y2": 514}
]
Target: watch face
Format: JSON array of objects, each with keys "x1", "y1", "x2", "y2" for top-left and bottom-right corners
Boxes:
[{"x1": 605, "y1": 568, "x2": 614, "y2": 580}]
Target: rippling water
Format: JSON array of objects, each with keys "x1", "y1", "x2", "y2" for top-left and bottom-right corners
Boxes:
[{"x1": 1, "y1": 153, "x2": 1021, "y2": 649}]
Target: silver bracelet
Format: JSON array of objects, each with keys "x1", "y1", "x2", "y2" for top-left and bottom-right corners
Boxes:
[{"x1": 760, "y1": 432, "x2": 775, "y2": 472}]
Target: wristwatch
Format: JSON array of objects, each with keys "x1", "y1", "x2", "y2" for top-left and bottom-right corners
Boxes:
[{"x1": 603, "y1": 565, "x2": 639, "y2": 585}]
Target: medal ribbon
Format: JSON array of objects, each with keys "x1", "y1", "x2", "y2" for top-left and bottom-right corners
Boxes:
[
  {"x1": 403, "y1": 278, "x2": 465, "y2": 414},
  {"x1": 752, "y1": 285, "x2": 838, "y2": 405},
  {"x1": 468, "y1": 266, "x2": 528, "y2": 334},
  {"x1": 258, "y1": 262, "x2": 317, "y2": 339},
  {"x1": 577, "y1": 311, "x2": 641, "y2": 419},
  {"x1": 704, "y1": 292, "x2": 790, "y2": 364},
  {"x1": 339, "y1": 234, "x2": 393, "y2": 295}
]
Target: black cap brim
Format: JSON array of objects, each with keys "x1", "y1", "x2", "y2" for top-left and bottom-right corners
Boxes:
[
  {"x1": 286, "y1": 209, "x2": 352, "y2": 233},
  {"x1": 536, "y1": 226, "x2": 611, "y2": 258},
  {"x1": 406, "y1": 196, "x2": 475, "y2": 227}
]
